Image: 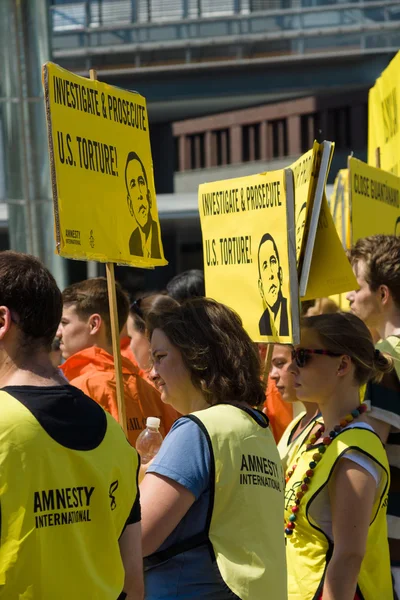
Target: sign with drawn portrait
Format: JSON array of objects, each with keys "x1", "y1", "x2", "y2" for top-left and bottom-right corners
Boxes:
[
  {"x1": 42, "y1": 62, "x2": 167, "y2": 268},
  {"x1": 290, "y1": 141, "x2": 322, "y2": 266},
  {"x1": 330, "y1": 169, "x2": 350, "y2": 249},
  {"x1": 198, "y1": 169, "x2": 300, "y2": 344}
]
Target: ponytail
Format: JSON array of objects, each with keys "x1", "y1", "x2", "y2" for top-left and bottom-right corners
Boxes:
[{"x1": 371, "y1": 348, "x2": 394, "y2": 383}]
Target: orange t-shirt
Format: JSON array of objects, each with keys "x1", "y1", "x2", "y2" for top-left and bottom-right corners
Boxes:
[
  {"x1": 263, "y1": 377, "x2": 293, "y2": 443},
  {"x1": 62, "y1": 346, "x2": 179, "y2": 446}
]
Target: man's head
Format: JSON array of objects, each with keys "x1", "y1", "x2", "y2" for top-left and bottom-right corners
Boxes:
[
  {"x1": 57, "y1": 277, "x2": 129, "y2": 359},
  {"x1": 258, "y1": 233, "x2": 283, "y2": 310},
  {"x1": 125, "y1": 152, "x2": 151, "y2": 229},
  {"x1": 0, "y1": 251, "x2": 62, "y2": 354},
  {"x1": 166, "y1": 270, "x2": 205, "y2": 303},
  {"x1": 346, "y1": 235, "x2": 400, "y2": 332}
]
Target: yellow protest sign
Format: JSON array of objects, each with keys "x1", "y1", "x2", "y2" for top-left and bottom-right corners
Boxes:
[
  {"x1": 301, "y1": 192, "x2": 357, "y2": 301},
  {"x1": 368, "y1": 51, "x2": 400, "y2": 175},
  {"x1": 42, "y1": 62, "x2": 166, "y2": 268},
  {"x1": 349, "y1": 157, "x2": 400, "y2": 241},
  {"x1": 198, "y1": 169, "x2": 300, "y2": 344},
  {"x1": 290, "y1": 141, "x2": 322, "y2": 265},
  {"x1": 330, "y1": 169, "x2": 350, "y2": 249}
]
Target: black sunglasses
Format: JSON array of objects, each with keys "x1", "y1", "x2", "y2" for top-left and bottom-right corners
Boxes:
[
  {"x1": 130, "y1": 298, "x2": 144, "y2": 320},
  {"x1": 291, "y1": 348, "x2": 343, "y2": 368}
]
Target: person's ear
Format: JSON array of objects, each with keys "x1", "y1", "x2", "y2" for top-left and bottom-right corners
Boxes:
[
  {"x1": 147, "y1": 189, "x2": 152, "y2": 209},
  {"x1": 0, "y1": 306, "x2": 13, "y2": 341},
  {"x1": 278, "y1": 266, "x2": 283, "y2": 286},
  {"x1": 378, "y1": 284, "x2": 390, "y2": 306},
  {"x1": 88, "y1": 314, "x2": 102, "y2": 336},
  {"x1": 258, "y1": 278, "x2": 265, "y2": 301},
  {"x1": 336, "y1": 355, "x2": 352, "y2": 377},
  {"x1": 127, "y1": 194, "x2": 134, "y2": 217}
]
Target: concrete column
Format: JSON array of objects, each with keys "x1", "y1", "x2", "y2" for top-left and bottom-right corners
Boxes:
[
  {"x1": 230, "y1": 125, "x2": 242, "y2": 164},
  {"x1": 287, "y1": 115, "x2": 301, "y2": 156},
  {"x1": 178, "y1": 135, "x2": 189, "y2": 171},
  {"x1": 205, "y1": 131, "x2": 216, "y2": 168},
  {"x1": 0, "y1": 0, "x2": 67, "y2": 288}
]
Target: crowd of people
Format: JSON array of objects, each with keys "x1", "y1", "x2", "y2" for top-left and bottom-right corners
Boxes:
[{"x1": 0, "y1": 236, "x2": 398, "y2": 599}]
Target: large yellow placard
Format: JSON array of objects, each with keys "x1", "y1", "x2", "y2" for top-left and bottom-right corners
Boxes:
[
  {"x1": 198, "y1": 169, "x2": 299, "y2": 344},
  {"x1": 42, "y1": 62, "x2": 166, "y2": 268},
  {"x1": 301, "y1": 192, "x2": 357, "y2": 301},
  {"x1": 349, "y1": 157, "x2": 400, "y2": 241},
  {"x1": 368, "y1": 51, "x2": 400, "y2": 176}
]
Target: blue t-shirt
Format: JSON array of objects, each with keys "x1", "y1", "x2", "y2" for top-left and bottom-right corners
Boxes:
[{"x1": 145, "y1": 416, "x2": 238, "y2": 599}]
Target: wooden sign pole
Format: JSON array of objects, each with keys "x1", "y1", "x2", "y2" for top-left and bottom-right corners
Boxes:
[
  {"x1": 375, "y1": 147, "x2": 381, "y2": 169},
  {"x1": 89, "y1": 69, "x2": 127, "y2": 435},
  {"x1": 263, "y1": 344, "x2": 274, "y2": 383}
]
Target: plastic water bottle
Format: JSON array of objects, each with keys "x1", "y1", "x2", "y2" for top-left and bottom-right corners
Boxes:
[{"x1": 136, "y1": 417, "x2": 163, "y2": 465}]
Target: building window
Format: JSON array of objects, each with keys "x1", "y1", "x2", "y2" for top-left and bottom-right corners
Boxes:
[
  {"x1": 301, "y1": 113, "x2": 320, "y2": 152},
  {"x1": 328, "y1": 107, "x2": 351, "y2": 150},
  {"x1": 270, "y1": 119, "x2": 288, "y2": 158},
  {"x1": 243, "y1": 124, "x2": 261, "y2": 162}
]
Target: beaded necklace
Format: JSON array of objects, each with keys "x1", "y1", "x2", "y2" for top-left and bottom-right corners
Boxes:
[{"x1": 284, "y1": 402, "x2": 368, "y2": 537}]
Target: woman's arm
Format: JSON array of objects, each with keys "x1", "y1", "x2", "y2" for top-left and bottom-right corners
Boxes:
[
  {"x1": 322, "y1": 460, "x2": 376, "y2": 600},
  {"x1": 140, "y1": 472, "x2": 195, "y2": 556},
  {"x1": 119, "y1": 522, "x2": 145, "y2": 600}
]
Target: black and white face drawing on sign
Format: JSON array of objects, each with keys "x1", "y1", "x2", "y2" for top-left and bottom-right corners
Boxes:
[
  {"x1": 258, "y1": 233, "x2": 289, "y2": 337},
  {"x1": 125, "y1": 151, "x2": 161, "y2": 259}
]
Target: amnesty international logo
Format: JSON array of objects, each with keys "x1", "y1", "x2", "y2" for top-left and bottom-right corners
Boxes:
[
  {"x1": 109, "y1": 480, "x2": 119, "y2": 510},
  {"x1": 284, "y1": 480, "x2": 302, "y2": 512}
]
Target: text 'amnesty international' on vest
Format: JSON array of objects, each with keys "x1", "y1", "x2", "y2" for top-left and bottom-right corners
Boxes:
[
  {"x1": 240, "y1": 454, "x2": 283, "y2": 492},
  {"x1": 33, "y1": 486, "x2": 94, "y2": 529}
]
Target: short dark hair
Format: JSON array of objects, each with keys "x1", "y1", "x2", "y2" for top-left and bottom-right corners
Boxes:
[
  {"x1": 146, "y1": 298, "x2": 266, "y2": 407},
  {"x1": 298, "y1": 202, "x2": 307, "y2": 217},
  {"x1": 130, "y1": 294, "x2": 179, "y2": 334},
  {"x1": 258, "y1": 233, "x2": 280, "y2": 277},
  {"x1": 166, "y1": 270, "x2": 205, "y2": 303},
  {"x1": 0, "y1": 251, "x2": 62, "y2": 351},
  {"x1": 124, "y1": 152, "x2": 148, "y2": 191},
  {"x1": 62, "y1": 277, "x2": 129, "y2": 338},
  {"x1": 347, "y1": 235, "x2": 400, "y2": 309}
]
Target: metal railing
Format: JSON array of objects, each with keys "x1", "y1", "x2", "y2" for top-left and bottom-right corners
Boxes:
[
  {"x1": 51, "y1": 0, "x2": 400, "y2": 30},
  {"x1": 50, "y1": 0, "x2": 400, "y2": 67}
]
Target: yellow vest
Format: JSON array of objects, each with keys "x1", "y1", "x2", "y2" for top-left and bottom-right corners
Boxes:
[
  {"x1": 0, "y1": 391, "x2": 139, "y2": 599},
  {"x1": 285, "y1": 426, "x2": 392, "y2": 600},
  {"x1": 147, "y1": 404, "x2": 287, "y2": 599},
  {"x1": 278, "y1": 411, "x2": 322, "y2": 472}
]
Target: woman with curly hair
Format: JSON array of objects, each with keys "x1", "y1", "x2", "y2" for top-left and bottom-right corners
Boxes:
[{"x1": 139, "y1": 298, "x2": 287, "y2": 600}]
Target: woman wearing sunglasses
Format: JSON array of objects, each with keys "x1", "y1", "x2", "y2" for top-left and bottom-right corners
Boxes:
[
  {"x1": 285, "y1": 312, "x2": 393, "y2": 600},
  {"x1": 140, "y1": 298, "x2": 287, "y2": 600}
]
